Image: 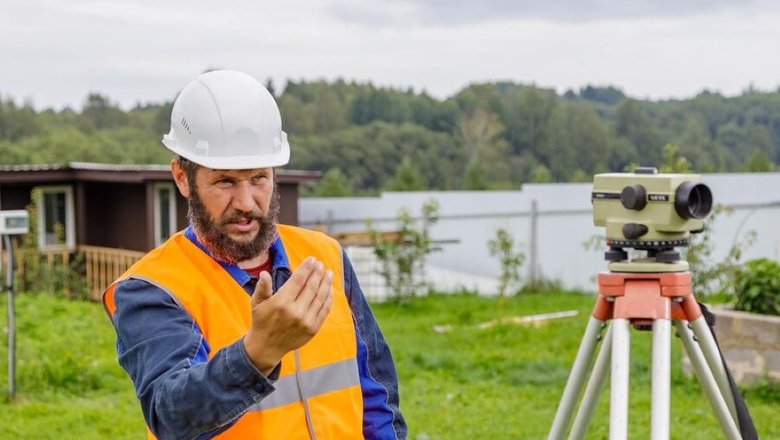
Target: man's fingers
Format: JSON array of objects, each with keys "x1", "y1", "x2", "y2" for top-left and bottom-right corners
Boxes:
[
  {"x1": 296, "y1": 261, "x2": 325, "y2": 306},
  {"x1": 312, "y1": 274, "x2": 334, "y2": 327},
  {"x1": 251, "y1": 271, "x2": 273, "y2": 307},
  {"x1": 278, "y1": 257, "x2": 318, "y2": 299},
  {"x1": 305, "y1": 270, "x2": 333, "y2": 324}
]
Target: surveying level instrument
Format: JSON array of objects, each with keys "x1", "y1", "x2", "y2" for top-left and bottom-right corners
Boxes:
[{"x1": 548, "y1": 168, "x2": 757, "y2": 440}]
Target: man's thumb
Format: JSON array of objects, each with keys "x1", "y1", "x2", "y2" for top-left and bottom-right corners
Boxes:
[{"x1": 251, "y1": 271, "x2": 273, "y2": 307}]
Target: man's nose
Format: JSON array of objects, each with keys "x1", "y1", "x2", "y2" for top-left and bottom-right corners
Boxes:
[{"x1": 231, "y1": 182, "x2": 256, "y2": 212}]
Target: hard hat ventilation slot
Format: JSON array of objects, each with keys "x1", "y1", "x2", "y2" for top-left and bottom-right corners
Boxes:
[{"x1": 180, "y1": 117, "x2": 192, "y2": 135}]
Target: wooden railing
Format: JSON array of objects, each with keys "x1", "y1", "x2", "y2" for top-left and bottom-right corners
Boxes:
[
  {"x1": 1, "y1": 247, "x2": 72, "y2": 294},
  {"x1": 79, "y1": 245, "x2": 145, "y2": 300},
  {"x1": 1, "y1": 245, "x2": 144, "y2": 301}
]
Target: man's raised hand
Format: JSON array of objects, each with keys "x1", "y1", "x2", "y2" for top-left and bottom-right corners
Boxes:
[{"x1": 243, "y1": 257, "x2": 334, "y2": 375}]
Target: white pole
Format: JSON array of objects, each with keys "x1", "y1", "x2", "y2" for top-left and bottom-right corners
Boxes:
[
  {"x1": 610, "y1": 319, "x2": 631, "y2": 440},
  {"x1": 674, "y1": 321, "x2": 741, "y2": 439},
  {"x1": 651, "y1": 319, "x2": 671, "y2": 439},
  {"x1": 568, "y1": 325, "x2": 614, "y2": 440},
  {"x1": 548, "y1": 317, "x2": 604, "y2": 440}
]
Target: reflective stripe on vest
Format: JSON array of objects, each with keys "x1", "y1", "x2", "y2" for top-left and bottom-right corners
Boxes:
[
  {"x1": 250, "y1": 357, "x2": 359, "y2": 411},
  {"x1": 103, "y1": 224, "x2": 364, "y2": 440}
]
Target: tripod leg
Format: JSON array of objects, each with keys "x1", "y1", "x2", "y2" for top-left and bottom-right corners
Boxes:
[
  {"x1": 651, "y1": 319, "x2": 671, "y2": 440},
  {"x1": 610, "y1": 318, "x2": 631, "y2": 440},
  {"x1": 688, "y1": 316, "x2": 739, "y2": 425},
  {"x1": 548, "y1": 317, "x2": 606, "y2": 440},
  {"x1": 674, "y1": 320, "x2": 741, "y2": 439},
  {"x1": 568, "y1": 325, "x2": 613, "y2": 440}
]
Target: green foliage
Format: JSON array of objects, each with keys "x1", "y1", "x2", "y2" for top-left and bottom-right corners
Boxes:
[
  {"x1": 530, "y1": 164, "x2": 552, "y2": 183},
  {"x1": 487, "y1": 228, "x2": 526, "y2": 299},
  {"x1": 685, "y1": 205, "x2": 755, "y2": 297},
  {"x1": 291, "y1": 121, "x2": 463, "y2": 192},
  {"x1": 7, "y1": 188, "x2": 88, "y2": 298},
  {"x1": 743, "y1": 149, "x2": 775, "y2": 172},
  {"x1": 311, "y1": 168, "x2": 354, "y2": 197},
  {"x1": 462, "y1": 162, "x2": 488, "y2": 190},
  {"x1": 385, "y1": 157, "x2": 426, "y2": 191},
  {"x1": 732, "y1": 258, "x2": 780, "y2": 315},
  {"x1": 3, "y1": 79, "x2": 780, "y2": 192},
  {"x1": 368, "y1": 200, "x2": 439, "y2": 303},
  {"x1": 660, "y1": 143, "x2": 693, "y2": 173},
  {"x1": 81, "y1": 94, "x2": 127, "y2": 130},
  {"x1": 576, "y1": 85, "x2": 626, "y2": 105}
]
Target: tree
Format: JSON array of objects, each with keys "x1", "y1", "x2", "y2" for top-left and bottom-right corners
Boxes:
[
  {"x1": 743, "y1": 149, "x2": 774, "y2": 172},
  {"x1": 616, "y1": 99, "x2": 663, "y2": 166},
  {"x1": 369, "y1": 200, "x2": 440, "y2": 303},
  {"x1": 660, "y1": 143, "x2": 692, "y2": 173},
  {"x1": 0, "y1": 96, "x2": 41, "y2": 141},
  {"x1": 578, "y1": 85, "x2": 625, "y2": 105},
  {"x1": 386, "y1": 157, "x2": 426, "y2": 191},
  {"x1": 530, "y1": 164, "x2": 552, "y2": 183},
  {"x1": 313, "y1": 168, "x2": 354, "y2": 197},
  {"x1": 81, "y1": 93, "x2": 127, "y2": 129},
  {"x1": 457, "y1": 108, "x2": 513, "y2": 188},
  {"x1": 462, "y1": 163, "x2": 488, "y2": 190}
]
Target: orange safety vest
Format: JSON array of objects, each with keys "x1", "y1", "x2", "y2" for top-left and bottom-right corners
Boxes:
[{"x1": 104, "y1": 225, "x2": 365, "y2": 440}]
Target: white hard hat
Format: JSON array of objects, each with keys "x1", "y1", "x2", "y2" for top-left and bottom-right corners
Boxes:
[{"x1": 162, "y1": 70, "x2": 290, "y2": 169}]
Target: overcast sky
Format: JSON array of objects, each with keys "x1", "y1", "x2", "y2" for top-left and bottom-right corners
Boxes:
[{"x1": 2, "y1": 0, "x2": 779, "y2": 110}]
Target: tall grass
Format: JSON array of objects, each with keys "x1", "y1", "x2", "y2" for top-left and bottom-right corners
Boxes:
[{"x1": 0, "y1": 291, "x2": 777, "y2": 439}]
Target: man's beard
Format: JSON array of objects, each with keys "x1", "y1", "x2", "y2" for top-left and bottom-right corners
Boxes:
[{"x1": 188, "y1": 186, "x2": 280, "y2": 265}]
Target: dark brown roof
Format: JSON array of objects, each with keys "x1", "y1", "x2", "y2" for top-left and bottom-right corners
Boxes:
[{"x1": 0, "y1": 162, "x2": 321, "y2": 184}]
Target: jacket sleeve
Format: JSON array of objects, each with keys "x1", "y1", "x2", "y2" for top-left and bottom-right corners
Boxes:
[
  {"x1": 342, "y1": 251, "x2": 408, "y2": 440},
  {"x1": 111, "y1": 278, "x2": 278, "y2": 440}
]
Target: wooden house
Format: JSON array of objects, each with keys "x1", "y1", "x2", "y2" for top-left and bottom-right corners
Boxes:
[{"x1": 0, "y1": 162, "x2": 320, "y2": 297}]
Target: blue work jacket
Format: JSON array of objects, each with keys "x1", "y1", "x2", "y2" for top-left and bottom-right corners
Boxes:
[{"x1": 109, "y1": 226, "x2": 407, "y2": 439}]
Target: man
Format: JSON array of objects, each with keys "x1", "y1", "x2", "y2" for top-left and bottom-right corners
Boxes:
[{"x1": 103, "y1": 70, "x2": 406, "y2": 440}]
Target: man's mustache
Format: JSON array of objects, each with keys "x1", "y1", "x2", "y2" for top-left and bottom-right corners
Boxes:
[{"x1": 218, "y1": 210, "x2": 264, "y2": 226}]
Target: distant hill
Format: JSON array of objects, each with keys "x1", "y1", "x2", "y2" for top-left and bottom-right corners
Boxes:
[{"x1": 1, "y1": 81, "x2": 777, "y2": 195}]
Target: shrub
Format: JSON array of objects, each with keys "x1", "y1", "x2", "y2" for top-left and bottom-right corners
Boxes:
[
  {"x1": 369, "y1": 200, "x2": 439, "y2": 303},
  {"x1": 684, "y1": 204, "x2": 754, "y2": 297},
  {"x1": 487, "y1": 228, "x2": 525, "y2": 298},
  {"x1": 732, "y1": 258, "x2": 780, "y2": 316}
]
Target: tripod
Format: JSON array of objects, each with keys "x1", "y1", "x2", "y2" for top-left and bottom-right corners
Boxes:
[{"x1": 547, "y1": 261, "x2": 743, "y2": 440}]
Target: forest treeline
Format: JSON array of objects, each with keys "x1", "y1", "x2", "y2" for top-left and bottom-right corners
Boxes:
[{"x1": 0, "y1": 80, "x2": 777, "y2": 195}]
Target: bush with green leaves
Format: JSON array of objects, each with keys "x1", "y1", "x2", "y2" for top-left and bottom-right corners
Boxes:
[
  {"x1": 684, "y1": 204, "x2": 754, "y2": 297},
  {"x1": 487, "y1": 228, "x2": 525, "y2": 298},
  {"x1": 732, "y1": 258, "x2": 780, "y2": 316},
  {"x1": 368, "y1": 200, "x2": 439, "y2": 303}
]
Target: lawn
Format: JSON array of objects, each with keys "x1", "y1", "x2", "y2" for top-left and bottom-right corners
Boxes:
[{"x1": 0, "y1": 292, "x2": 778, "y2": 439}]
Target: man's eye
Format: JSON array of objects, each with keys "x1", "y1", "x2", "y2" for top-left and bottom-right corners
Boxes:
[
  {"x1": 252, "y1": 175, "x2": 269, "y2": 184},
  {"x1": 215, "y1": 180, "x2": 233, "y2": 187}
]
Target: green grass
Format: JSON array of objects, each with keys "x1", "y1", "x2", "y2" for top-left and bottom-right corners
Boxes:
[
  {"x1": 0, "y1": 292, "x2": 778, "y2": 439},
  {"x1": 372, "y1": 292, "x2": 780, "y2": 439},
  {"x1": 0, "y1": 293, "x2": 145, "y2": 439}
]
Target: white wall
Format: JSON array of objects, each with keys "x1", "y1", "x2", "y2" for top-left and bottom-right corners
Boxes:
[{"x1": 299, "y1": 173, "x2": 780, "y2": 297}]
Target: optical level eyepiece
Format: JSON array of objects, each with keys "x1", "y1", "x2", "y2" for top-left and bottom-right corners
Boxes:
[{"x1": 674, "y1": 182, "x2": 712, "y2": 219}]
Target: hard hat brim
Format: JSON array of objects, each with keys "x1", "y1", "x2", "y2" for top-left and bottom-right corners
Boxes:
[{"x1": 163, "y1": 137, "x2": 291, "y2": 170}]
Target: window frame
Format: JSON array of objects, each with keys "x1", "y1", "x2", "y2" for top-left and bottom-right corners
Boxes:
[
  {"x1": 153, "y1": 182, "x2": 177, "y2": 246},
  {"x1": 37, "y1": 185, "x2": 75, "y2": 251}
]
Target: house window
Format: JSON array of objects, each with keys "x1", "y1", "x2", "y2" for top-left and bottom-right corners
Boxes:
[
  {"x1": 154, "y1": 183, "x2": 177, "y2": 246},
  {"x1": 38, "y1": 186, "x2": 75, "y2": 250}
]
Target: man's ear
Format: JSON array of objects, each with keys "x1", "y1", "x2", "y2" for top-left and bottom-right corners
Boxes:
[{"x1": 171, "y1": 159, "x2": 191, "y2": 198}]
